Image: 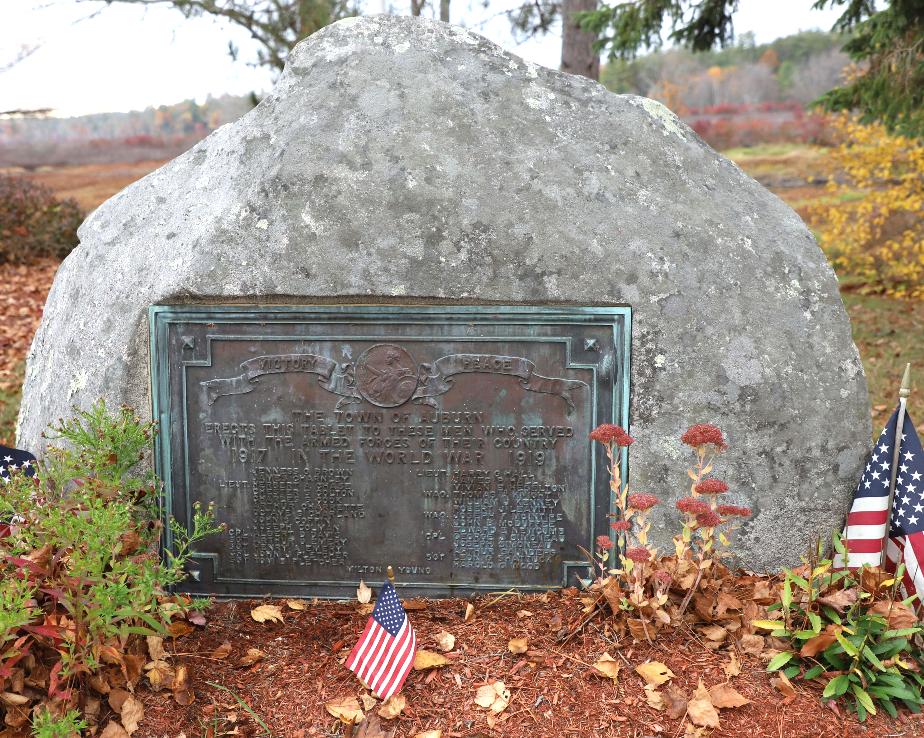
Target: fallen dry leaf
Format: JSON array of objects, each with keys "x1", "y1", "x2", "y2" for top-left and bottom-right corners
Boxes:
[
  {"x1": 0, "y1": 692, "x2": 29, "y2": 706},
  {"x1": 167, "y1": 621, "x2": 195, "y2": 638},
  {"x1": 99, "y1": 722, "x2": 130, "y2": 738},
  {"x1": 356, "y1": 713, "x2": 395, "y2": 738},
  {"x1": 716, "y1": 592, "x2": 743, "y2": 618},
  {"x1": 357, "y1": 580, "x2": 373, "y2": 604},
  {"x1": 413, "y1": 650, "x2": 450, "y2": 670},
  {"x1": 108, "y1": 688, "x2": 130, "y2": 713},
  {"x1": 120, "y1": 695, "x2": 144, "y2": 735},
  {"x1": 434, "y1": 630, "x2": 455, "y2": 652},
  {"x1": 464, "y1": 603, "x2": 475, "y2": 622},
  {"x1": 687, "y1": 680, "x2": 720, "y2": 728},
  {"x1": 751, "y1": 580, "x2": 775, "y2": 604},
  {"x1": 146, "y1": 635, "x2": 167, "y2": 662},
  {"x1": 172, "y1": 665, "x2": 195, "y2": 706},
  {"x1": 708, "y1": 683, "x2": 750, "y2": 709},
  {"x1": 592, "y1": 653, "x2": 621, "y2": 682},
  {"x1": 122, "y1": 653, "x2": 144, "y2": 685},
  {"x1": 413, "y1": 732, "x2": 442, "y2": 738},
  {"x1": 636, "y1": 661, "x2": 675, "y2": 687},
  {"x1": 869, "y1": 600, "x2": 918, "y2": 629},
  {"x1": 664, "y1": 685, "x2": 688, "y2": 719},
  {"x1": 739, "y1": 633, "x2": 765, "y2": 655},
  {"x1": 818, "y1": 588, "x2": 858, "y2": 611},
  {"x1": 645, "y1": 688, "x2": 665, "y2": 711},
  {"x1": 211, "y1": 641, "x2": 233, "y2": 660},
  {"x1": 800, "y1": 630, "x2": 838, "y2": 658},
  {"x1": 508, "y1": 637, "x2": 528, "y2": 654},
  {"x1": 360, "y1": 693, "x2": 378, "y2": 711},
  {"x1": 285, "y1": 599, "x2": 307, "y2": 611},
  {"x1": 378, "y1": 694, "x2": 406, "y2": 720},
  {"x1": 325, "y1": 696, "x2": 364, "y2": 724},
  {"x1": 700, "y1": 625, "x2": 727, "y2": 643},
  {"x1": 238, "y1": 648, "x2": 264, "y2": 667},
  {"x1": 474, "y1": 681, "x2": 510, "y2": 713},
  {"x1": 517, "y1": 610, "x2": 534, "y2": 618},
  {"x1": 143, "y1": 660, "x2": 174, "y2": 691},
  {"x1": 724, "y1": 651, "x2": 741, "y2": 677},
  {"x1": 771, "y1": 671, "x2": 797, "y2": 704},
  {"x1": 250, "y1": 604, "x2": 284, "y2": 623}
]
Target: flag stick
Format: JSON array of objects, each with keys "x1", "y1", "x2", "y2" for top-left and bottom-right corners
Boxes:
[
  {"x1": 387, "y1": 565, "x2": 396, "y2": 584},
  {"x1": 881, "y1": 363, "x2": 913, "y2": 566}
]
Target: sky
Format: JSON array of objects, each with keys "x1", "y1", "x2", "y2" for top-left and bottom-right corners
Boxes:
[{"x1": 0, "y1": 0, "x2": 846, "y2": 117}]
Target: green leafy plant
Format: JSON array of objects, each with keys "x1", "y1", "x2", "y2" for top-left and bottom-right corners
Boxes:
[
  {"x1": 0, "y1": 400, "x2": 223, "y2": 734},
  {"x1": 757, "y1": 534, "x2": 924, "y2": 721},
  {"x1": 31, "y1": 708, "x2": 87, "y2": 738}
]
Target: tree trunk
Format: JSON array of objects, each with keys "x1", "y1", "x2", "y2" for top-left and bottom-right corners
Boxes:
[
  {"x1": 439, "y1": 0, "x2": 449, "y2": 22},
  {"x1": 560, "y1": 0, "x2": 599, "y2": 80},
  {"x1": 410, "y1": 0, "x2": 425, "y2": 16}
]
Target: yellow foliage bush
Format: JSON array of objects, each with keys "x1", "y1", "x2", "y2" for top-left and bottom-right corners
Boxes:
[{"x1": 816, "y1": 114, "x2": 924, "y2": 299}]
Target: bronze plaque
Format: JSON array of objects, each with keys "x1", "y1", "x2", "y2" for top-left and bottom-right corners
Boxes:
[{"x1": 150, "y1": 306, "x2": 631, "y2": 597}]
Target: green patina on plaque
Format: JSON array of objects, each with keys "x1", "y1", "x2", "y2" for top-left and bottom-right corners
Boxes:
[{"x1": 150, "y1": 305, "x2": 631, "y2": 597}]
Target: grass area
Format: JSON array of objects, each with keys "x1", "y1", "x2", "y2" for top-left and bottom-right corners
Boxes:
[
  {"x1": 3, "y1": 159, "x2": 168, "y2": 212},
  {"x1": 0, "y1": 367, "x2": 22, "y2": 447},
  {"x1": 724, "y1": 142, "x2": 819, "y2": 159},
  {"x1": 843, "y1": 293, "x2": 924, "y2": 432}
]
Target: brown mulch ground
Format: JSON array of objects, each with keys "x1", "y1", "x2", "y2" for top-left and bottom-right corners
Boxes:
[
  {"x1": 0, "y1": 260, "x2": 57, "y2": 390},
  {"x1": 140, "y1": 593, "x2": 914, "y2": 738}
]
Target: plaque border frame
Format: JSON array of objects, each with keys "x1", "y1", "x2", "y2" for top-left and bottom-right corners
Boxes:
[{"x1": 149, "y1": 304, "x2": 632, "y2": 597}]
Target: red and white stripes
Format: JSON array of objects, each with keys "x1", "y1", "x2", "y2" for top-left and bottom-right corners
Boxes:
[
  {"x1": 885, "y1": 535, "x2": 924, "y2": 604},
  {"x1": 345, "y1": 616, "x2": 416, "y2": 700},
  {"x1": 834, "y1": 495, "x2": 891, "y2": 569}
]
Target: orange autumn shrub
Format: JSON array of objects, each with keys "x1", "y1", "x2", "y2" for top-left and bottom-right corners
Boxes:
[{"x1": 816, "y1": 114, "x2": 924, "y2": 299}]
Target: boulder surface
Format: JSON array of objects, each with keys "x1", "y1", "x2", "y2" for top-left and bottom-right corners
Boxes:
[{"x1": 19, "y1": 15, "x2": 870, "y2": 570}]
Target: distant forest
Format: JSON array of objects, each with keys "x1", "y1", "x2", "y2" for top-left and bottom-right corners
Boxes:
[
  {"x1": 0, "y1": 30, "x2": 849, "y2": 167},
  {"x1": 601, "y1": 30, "x2": 848, "y2": 111},
  {"x1": 0, "y1": 94, "x2": 256, "y2": 167}
]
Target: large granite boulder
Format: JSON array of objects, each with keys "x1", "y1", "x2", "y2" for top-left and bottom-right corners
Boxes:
[{"x1": 18, "y1": 15, "x2": 869, "y2": 571}]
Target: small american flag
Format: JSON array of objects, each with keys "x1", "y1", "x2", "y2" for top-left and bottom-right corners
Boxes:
[
  {"x1": 836, "y1": 406, "x2": 924, "y2": 601},
  {"x1": 0, "y1": 443, "x2": 36, "y2": 537},
  {"x1": 0, "y1": 444, "x2": 36, "y2": 485},
  {"x1": 345, "y1": 581, "x2": 417, "y2": 700}
]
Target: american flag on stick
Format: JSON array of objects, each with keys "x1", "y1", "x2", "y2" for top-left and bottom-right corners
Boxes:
[
  {"x1": 345, "y1": 578, "x2": 417, "y2": 700},
  {"x1": 0, "y1": 443, "x2": 37, "y2": 538},
  {"x1": 835, "y1": 365, "x2": 924, "y2": 603},
  {"x1": 0, "y1": 444, "x2": 36, "y2": 485}
]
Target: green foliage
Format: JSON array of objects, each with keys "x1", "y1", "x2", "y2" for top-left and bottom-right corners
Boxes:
[
  {"x1": 31, "y1": 709, "x2": 87, "y2": 738},
  {"x1": 580, "y1": 0, "x2": 737, "y2": 61},
  {"x1": 0, "y1": 400, "x2": 222, "y2": 715},
  {"x1": 759, "y1": 535, "x2": 924, "y2": 721},
  {"x1": 0, "y1": 174, "x2": 83, "y2": 265},
  {"x1": 813, "y1": 0, "x2": 924, "y2": 137}
]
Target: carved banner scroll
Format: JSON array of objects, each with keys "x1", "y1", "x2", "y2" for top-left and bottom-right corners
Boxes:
[
  {"x1": 201, "y1": 353, "x2": 361, "y2": 407},
  {"x1": 413, "y1": 354, "x2": 586, "y2": 412},
  {"x1": 203, "y1": 346, "x2": 587, "y2": 413}
]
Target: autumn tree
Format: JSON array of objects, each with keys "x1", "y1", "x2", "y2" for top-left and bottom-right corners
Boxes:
[{"x1": 816, "y1": 114, "x2": 924, "y2": 298}]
